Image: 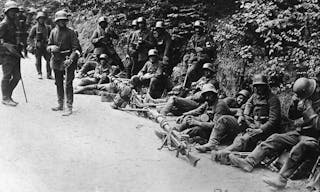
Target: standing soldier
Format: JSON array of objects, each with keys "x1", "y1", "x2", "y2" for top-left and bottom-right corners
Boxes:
[
  {"x1": 153, "y1": 21, "x2": 172, "y2": 63},
  {"x1": 91, "y1": 16, "x2": 124, "y2": 74},
  {"x1": 184, "y1": 20, "x2": 217, "y2": 89},
  {"x1": 128, "y1": 17, "x2": 156, "y2": 76},
  {"x1": 0, "y1": 1, "x2": 21, "y2": 106},
  {"x1": 42, "y1": 7, "x2": 55, "y2": 29},
  {"x1": 47, "y1": 10, "x2": 81, "y2": 116},
  {"x1": 28, "y1": 12, "x2": 52, "y2": 79},
  {"x1": 125, "y1": 19, "x2": 138, "y2": 78}
]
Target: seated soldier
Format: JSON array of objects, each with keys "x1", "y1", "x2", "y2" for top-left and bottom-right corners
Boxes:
[
  {"x1": 211, "y1": 74, "x2": 281, "y2": 162},
  {"x1": 131, "y1": 49, "x2": 172, "y2": 99},
  {"x1": 195, "y1": 89, "x2": 251, "y2": 152},
  {"x1": 77, "y1": 53, "x2": 99, "y2": 78},
  {"x1": 175, "y1": 83, "x2": 234, "y2": 142},
  {"x1": 228, "y1": 77, "x2": 320, "y2": 189},
  {"x1": 190, "y1": 62, "x2": 219, "y2": 93}
]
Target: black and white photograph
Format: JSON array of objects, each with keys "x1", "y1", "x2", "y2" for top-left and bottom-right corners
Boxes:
[{"x1": 1, "y1": 0, "x2": 320, "y2": 191}]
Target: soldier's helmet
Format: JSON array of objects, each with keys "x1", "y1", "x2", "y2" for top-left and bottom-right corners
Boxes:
[
  {"x1": 99, "y1": 54, "x2": 108, "y2": 60},
  {"x1": 18, "y1": 6, "x2": 25, "y2": 12},
  {"x1": 132, "y1": 19, "x2": 137, "y2": 26},
  {"x1": 194, "y1": 20, "x2": 203, "y2": 28},
  {"x1": 148, "y1": 49, "x2": 158, "y2": 57},
  {"x1": 201, "y1": 83, "x2": 218, "y2": 97},
  {"x1": 137, "y1": 17, "x2": 146, "y2": 23},
  {"x1": 4, "y1": 1, "x2": 19, "y2": 14},
  {"x1": 237, "y1": 89, "x2": 251, "y2": 99},
  {"x1": 36, "y1": 12, "x2": 46, "y2": 20},
  {"x1": 293, "y1": 77, "x2": 317, "y2": 99},
  {"x1": 202, "y1": 63, "x2": 216, "y2": 73},
  {"x1": 252, "y1": 74, "x2": 268, "y2": 86},
  {"x1": 98, "y1": 16, "x2": 107, "y2": 24},
  {"x1": 155, "y1": 21, "x2": 164, "y2": 28},
  {"x1": 54, "y1": 10, "x2": 68, "y2": 22}
]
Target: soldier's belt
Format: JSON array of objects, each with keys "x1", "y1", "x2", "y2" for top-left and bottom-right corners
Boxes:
[{"x1": 254, "y1": 116, "x2": 269, "y2": 121}]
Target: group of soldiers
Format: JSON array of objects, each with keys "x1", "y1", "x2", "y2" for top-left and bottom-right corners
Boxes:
[{"x1": 1, "y1": 0, "x2": 320, "y2": 190}]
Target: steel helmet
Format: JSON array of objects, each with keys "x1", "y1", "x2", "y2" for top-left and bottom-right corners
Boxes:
[
  {"x1": 148, "y1": 49, "x2": 158, "y2": 57},
  {"x1": 132, "y1": 19, "x2": 137, "y2": 26},
  {"x1": 155, "y1": 21, "x2": 164, "y2": 28},
  {"x1": 54, "y1": 10, "x2": 68, "y2": 22},
  {"x1": 99, "y1": 54, "x2": 108, "y2": 60},
  {"x1": 98, "y1": 16, "x2": 107, "y2": 24},
  {"x1": 4, "y1": 1, "x2": 19, "y2": 14},
  {"x1": 202, "y1": 63, "x2": 216, "y2": 73},
  {"x1": 137, "y1": 17, "x2": 146, "y2": 23},
  {"x1": 201, "y1": 83, "x2": 218, "y2": 97},
  {"x1": 252, "y1": 74, "x2": 268, "y2": 86},
  {"x1": 194, "y1": 20, "x2": 203, "y2": 28},
  {"x1": 18, "y1": 6, "x2": 25, "y2": 12},
  {"x1": 36, "y1": 12, "x2": 46, "y2": 20},
  {"x1": 293, "y1": 77, "x2": 317, "y2": 99},
  {"x1": 237, "y1": 89, "x2": 250, "y2": 99}
]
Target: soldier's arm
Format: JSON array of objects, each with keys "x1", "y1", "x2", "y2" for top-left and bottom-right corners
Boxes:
[
  {"x1": 183, "y1": 102, "x2": 208, "y2": 116},
  {"x1": 243, "y1": 96, "x2": 255, "y2": 128},
  {"x1": 260, "y1": 96, "x2": 281, "y2": 132},
  {"x1": 138, "y1": 62, "x2": 148, "y2": 76},
  {"x1": 27, "y1": 26, "x2": 36, "y2": 45},
  {"x1": 143, "y1": 32, "x2": 156, "y2": 48},
  {"x1": 90, "y1": 30, "x2": 101, "y2": 45},
  {"x1": 288, "y1": 100, "x2": 303, "y2": 120},
  {"x1": 0, "y1": 22, "x2": 7, "y2": 43},
  {"x1": 70, "y1": 31, "x2": 81, "y2": 61},
  {"x1": 163, "y1": 33, "x2": 172, "y2": 58}
]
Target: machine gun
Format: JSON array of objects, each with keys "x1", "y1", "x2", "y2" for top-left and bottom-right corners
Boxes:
[{"x1": 148, "y1": 109, "x2": 200, "y2": 167}]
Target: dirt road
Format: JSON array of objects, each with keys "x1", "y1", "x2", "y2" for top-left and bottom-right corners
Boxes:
[{"x1": 0, "y1": 56, "x2": 307, "y2": 192}]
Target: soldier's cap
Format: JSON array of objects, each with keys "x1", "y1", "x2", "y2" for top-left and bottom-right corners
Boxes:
[
  {"x1": 137, "y1": 17, "x2": 146, "y2": 23},
  {"x1": 54, "y1": 10, "x2": 69, "y2": 22},
  {"x1": 4, "y1": 1, "x2": 19, "y2": 14},
  {"x1": 36, "y1": 12, "x2": 46, "y2": 20},
  {"x1": 202, "y1": 63, "x2": 216, "y2": 73},
  {"x1": 293, "y1": 77, "x2": 317, "y2": 99},
  {"x1": 201, "y1": 83, "x2": 218, "y2": 97},
  {"x1": 252, "y1": 74, "x2": 268, "y2": 86},
  {"x1": 236, "y1": 89, "x2": 250, "y2": 99},
  {"x1": 148, "y1": 49, "x2": 158, "y2": 57},
  {"x1": 155, "y1": 21, "x2": 164, "y2": 28}
]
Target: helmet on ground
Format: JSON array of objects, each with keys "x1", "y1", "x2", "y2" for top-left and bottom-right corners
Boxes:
[
  {"x1": 236, "y1": 89, "x2": 250, "y2": 99},
  {"x1": 201, "y1": 83, "x2": 218, "y2": 97},
  {"x1": 155, "y1": 21, "x2": 164, "y2": 28},
  {"x1": 4, "y1": 1, "x2": 19, "y2": 14},
  {"x1": 202, "y1": 63, "x2": 216, "y2": 73},
  {"x1": 137, "y1": 17, "x2": 146, "y2": 23},
  {"x1": 98, "y1": 16, "x2": 107, "y2": 24},
  {"x1": 54, "y1": 10, "x2": 68, "y2": 22},
  {"x1": 99, "y1": 54, "x2": 108, "y2": 60},
  {"x1": 252, "y1": 74, "x2": 268, "y2": 86},
  {"x1": 36, "y1": 12, "x2": 46, "y2": 20},
  {"x1": 293, "y1": 77, "x2": 317, "y2": 99},
  {"x1": 148, "y1": 49, "x2": 158, "y2": 57},
  {"x1": 194, "y1": 20, "x2": 203, "y2": 28},
  {"x1": 132, "y1": 19, "x2": 137, "y2": 26}
]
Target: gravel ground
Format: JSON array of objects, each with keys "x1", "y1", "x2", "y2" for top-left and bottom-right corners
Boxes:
[{"x1": 0, "y1": 56, "x2": 308, "y2": 192}]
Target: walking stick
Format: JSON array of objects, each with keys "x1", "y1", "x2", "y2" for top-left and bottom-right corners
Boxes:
[{"x1": 20, "y1": 76, "x2": 28, "y2": 103}]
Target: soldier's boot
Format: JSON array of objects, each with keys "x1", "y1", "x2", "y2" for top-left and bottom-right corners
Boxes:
[
  {"x1": 52, "y1": 101, "x2": 64, "y2": 111},
  {"x1": 9, "y1": 98, "x2": 18, "y2": 105},
  {"x1": 160, "y1": 97, "x2": 175, "y2": 115},
  {"x1": 229, "y1": 154, "x2": 254, "y2": 172},
  {"x1": 211, "y1": 150, "x2": 231, "y2": 164},
  {"x1": 2, "y1": 99, "x2": 17, "y2": 107},
  {"x1": 195, "y1": 140, "x2": 219, "y2": 153},
  {"x1": 263, "y1": 158, "x2": 298, "y2": 188},
  {"x1": 62, "y1": 107, "x2": 72, "y2": 116}
]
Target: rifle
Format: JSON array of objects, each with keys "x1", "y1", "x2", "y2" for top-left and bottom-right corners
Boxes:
[{"x1": 148, "y1": 109, "x2": 200, "y2": 167}]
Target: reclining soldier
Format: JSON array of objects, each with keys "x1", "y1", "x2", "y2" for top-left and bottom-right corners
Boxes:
[
  {"x1": 228, "y1": 77, "x2": 320, "y2": 189},
  {"x1": 175, "y1": 83, "x2": 233, "y2": 142},
  {"x1": 211, "y1": 74, "x2": 281, "y2": 162},
  {"x1": 131, "y1": 49, "x2": 172, "y2": 99},
  {"x1": 195, "y1": 89, "x2": 251, "y2": 152}
]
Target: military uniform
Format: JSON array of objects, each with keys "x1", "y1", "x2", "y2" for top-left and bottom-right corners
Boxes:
[
  {"x1": 28, "y1": 23, "x2": 51, "y2": 77},
  {"x1": 48, "y1": 25, "x2": 81, "y2": 110},
  {"x1": 0, "y1": 16, "x2": 21, "y2": 103}
]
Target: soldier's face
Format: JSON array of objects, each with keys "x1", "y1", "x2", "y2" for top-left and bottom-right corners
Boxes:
[
  {"x1": 149, "y1": 56, "x2": 158, "y2": 62},
  {"x1": 99, "y1": 22, "x2": 107, "y2": 29},
  {"x1": 203, "y1": 69, "x2": 213, "y2": 78},
  {"x1": 236, "y1": 95, "x2": 246, "y2": 105},
  {"x1": 6, "y1": 9, "x2": 18, "y2": 19},
  {"x1": 254, "y1": 84, "x2": 267, "y2": 95},
  {"x1": 57, "y1": 20, "x2": 67, "y2": 28},
  {"x1": 38, "y1": 17, "x2": 45, "y2": 24},
  {"x1": 138, "y1": 22, "x2": 146, "y2": 29},
  {"x1": 203, "y1": 92, "x2": 217, "y2": 105}
]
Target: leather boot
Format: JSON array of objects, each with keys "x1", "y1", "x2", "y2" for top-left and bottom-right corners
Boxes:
[
  {"x1": 2, "y1": 99, "x2": 17, "y2": 107},
  {"x1": 262, "y1": 175, "x2": 287, "y2": 189},
  {"x1": 195, "y1": 141, "x2": 218, "y2": 153},
  {"x1": 229, "y1": 154, "x2": 254, "y2": 172},
  {"x1": 62, "y1": 107, "x2": 72, "y2": 116},
  {"x1": 52, "y1": 102, "x2": 63, "y2": 111}
]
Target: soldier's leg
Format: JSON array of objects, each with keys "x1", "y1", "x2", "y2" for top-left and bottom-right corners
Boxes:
[
  {"x1": 148, "y1": 77, "x2": 165, "y2": 99},
  {"x1": 52, "y1": 69, "x2": 64, "y2": 110},
  {"x1": 160, "y1": 96, "x2": 199, "y2": 116},
  {"x1": 44, "y1": 48, "x2": 52, "y2": 78},
  {"x1": 8, "y1": 58, "x2": 21, "y2": 101},
  {"x1": 35, "y1": 48, "x2": 43, "y2": 77},
  {"x1": 111, "y1": 52, "x2": 124, "y2": 71},
  {"x1": 196, "y1": 115, "x2": 239, "y2": 152},
  {"x1": 228, "y1": 131, "x2": 300, "y2": 172},
  {"x1": 132, "y1": 59, "x2": 145, "y2": 76},
  {"x1": 65, "y1": 65, "x2": 76, "y2": 110}
]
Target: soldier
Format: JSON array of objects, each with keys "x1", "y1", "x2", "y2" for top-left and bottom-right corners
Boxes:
[
  {"x1": 0, "y1": 1, "x2": 21, "y2": 107},
  {"x1": 47, "y1": 10, "x2": 81, "y2": 116},
  {"x1": 195, "y1": 89, "x2": 251, "y2": 152},
  {"x1": 91, "y1": 16, "x2": 124, "y2": 74},
  {"x1": 211, "y1": 74, "x2": 281, "y2": 161},
  {"x1": 228, "y1": 77, "x2": 320, "y2": 189},
  {"x1": 184, "y1": 20, "x2": 217, "y2": 89},
  {"x1": 124, "y1": 19, "x2": 138, "y2": 78},
  {"x1": 128, "y1": 17, "x2": 156, "y2": 76},
  {"x1": 191, "y1": 62, "x2": 219, "y2": 93},
  {"x1": 42, "y1": 7, "x2": 55, "y2": 29},
  {"x1": 28, "y1": 12, "x2": 52, "y2": 79},
  {"x1": 153, "y1": 21, "x2": 172, "y2": 65},
  {"x1": 17, "y1": 6, "x2": 28, "y2": 58}
]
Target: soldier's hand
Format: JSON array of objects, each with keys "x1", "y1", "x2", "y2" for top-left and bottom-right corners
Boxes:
[
  {"x1": 292, "y1": 94, "x2": 300, "y2": 105},
  {"x1": 246, "y1": 128, "x2": 263, "y2": 136},
  {"x1": 63, "y1": 59, "x2": 73, "y2": 68},
  {"x1": 176, "y1": 115, "x2": 186, "y2": 124},
  {"x1": 47, "y1": 45, "x2": 60, "y2": 53}
]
